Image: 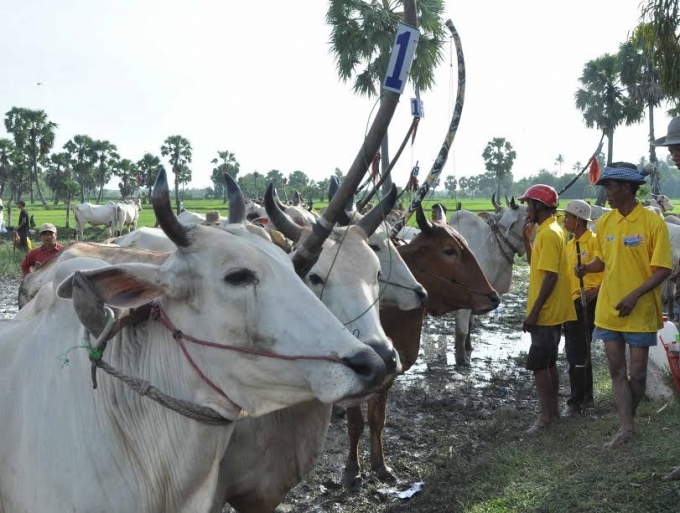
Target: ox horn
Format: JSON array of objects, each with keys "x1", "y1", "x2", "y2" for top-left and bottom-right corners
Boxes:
[
  {"x1": 415, "y1": 204, "x2": 433, "y2": 235},
  {"x1": 293, "y1": 190, "x2": 301, "y2": 206},
  {"x1": 356, "y1": 184, "x2": 397, "y2": 237},
  {"x1": 491, "y1": 193, "x2": 502, "y2": 213},
  {"x1": 224, "y1": 173, "x2": 245, "y2": 224},
  {"x1": 509, "y1": 196, "x2": 518, "y2": 210},
  {"x1": 328, "y1": 176, "x2": 339, "y2": 202},
  {"x1": 152, "y1": 168, "x2": 190, "y2": 247},
  {"x1": 328, "y1": 176, "x2": 353, "y2": 227},
  {"x1": 264, "y1": 183, "x2": 302, "y2": 242}
]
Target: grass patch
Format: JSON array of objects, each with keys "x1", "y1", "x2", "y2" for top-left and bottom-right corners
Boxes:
[
  {"x1": 389, "y1": 359, "x2": 680, "y2": 513},
  {"x1": 0, "y1": 241, "x2": 24, "y2": 277}
]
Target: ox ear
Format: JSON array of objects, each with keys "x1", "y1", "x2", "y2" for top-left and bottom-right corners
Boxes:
[
  {"x1": 328, "y1": 176, "x2": 339, "y2": 202},
  {"x1": 57, "y1": 264, "x2": 166, "y2": 310}
]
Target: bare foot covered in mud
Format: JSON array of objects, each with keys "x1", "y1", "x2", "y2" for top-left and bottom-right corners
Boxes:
[
  {"x1": 603, "y1": 427, "x2": 636, "y2": 450},
  {"x1": 664, "y1": 467, "x2": 680, "y2": 480},
  {"x1": 525, "y1": 418, "x2": 554, "y2": 434}
]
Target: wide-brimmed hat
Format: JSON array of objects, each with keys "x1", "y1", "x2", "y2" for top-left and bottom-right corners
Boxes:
[
  {"x1": 560, "y1": 200, "x2": 592, "y2": 222},
  {"x1": 595, "y1": 165, "x2": 646, "y2": 186},
  {"x1": 653, "y1": 117, "x2": 680, "y2": 147},
  {"x1": 202, "y1": 211, "x2": 221, "y2": 225},
  {"x1": 38, "y1": 223, "x2": 57, "y2": 235}
]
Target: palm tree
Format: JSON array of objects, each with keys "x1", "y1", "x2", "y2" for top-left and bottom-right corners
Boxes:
[
  {"x1": 45, "y1": 152, "x2": 79, "y2": 226},
  {"x1": 326, "y1": 0, "x2": 447, "y2": 194},
  {"x1": 0, "y1": 138, "x2": 16, "y2": 197},
  {"x1": 619, "y1": 29, "x2": 666, "y2": 194},
  {"x1": 638, "y1": 0, "x2": 680, "y2": 110},
  {"x1": 211, "y1": 151, "x2": 240, "y2": 203},
  {"x1": 555, "y1": 154, "x2": 564, "y2": 175},
  {"x1": 4, "y1": 107, "x2": 57, "y2": 207},
  {"x1": 136, "y1": 153, "x2": 163, "y2": 200},
  {"x1": 574, "y1": 54, "x2": 643, "y2": 205},
  {"x1": 482, "y1": 137, "x2": 516, "y2": 200},
  {"x1": 64, "y1": 135, "x2": 97, "y2": 204},
  {"x1": 113, "y1": 159, "x2": 139, "y2": 199},
  {"x1": 161, "y1": 135, "x2": 192, "y2": 214},
  {"x1": 91, "y1": 140, "x2": 119, "y2": 203}
]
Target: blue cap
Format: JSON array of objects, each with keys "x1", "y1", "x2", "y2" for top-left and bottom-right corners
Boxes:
[{"x1": 595, "y1": 166, "x2": 646, "y2": 186}]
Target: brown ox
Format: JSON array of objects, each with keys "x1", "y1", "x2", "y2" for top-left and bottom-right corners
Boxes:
[{"x1": 343, "y1": 206, "x2": 500, "y2": 487}]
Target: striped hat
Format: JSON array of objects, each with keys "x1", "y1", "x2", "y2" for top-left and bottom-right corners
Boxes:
[{"x1": 595, "y1": 165, "x2": 646, "y2": 186}]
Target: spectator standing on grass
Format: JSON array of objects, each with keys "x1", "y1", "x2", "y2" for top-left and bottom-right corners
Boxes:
[
  {"x1": 20, "y1": 223, "x2": 62, "y2": 276},
  {"x1": 576, "y1": 162, "x2": 672, "y2": 449},
  {"x1": 519, "y1": 184, "x2": 576, "y2": 433},
  {"x1": 561, "y1": 200, "x2": 602, "y2": 416},
  {"x1": 15, "y1": 200, "x2": 29, "y2": 252}
]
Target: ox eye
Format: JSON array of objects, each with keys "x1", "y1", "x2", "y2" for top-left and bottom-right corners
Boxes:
[
  {"x1": 369, "y1": 244, "x2": 380, "y2": 252},
  {"x1": 308, "y1": 273, "x2": 324, "y2": 286},
  {"x1": 225, "y1": 269, "x2": 258, "y2": 287},
  {"x1": 443, "y1": 248, "x2": 458, "y2": 256}
]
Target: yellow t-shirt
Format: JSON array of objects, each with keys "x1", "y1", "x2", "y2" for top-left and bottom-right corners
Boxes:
[
  {"x1": 526, "y1": 216, "x2": 577, "y2": 325},
  {"x1": 565, "y1": 229, "x2": 603, "y2": 300},
  {"x1": 595, "y1": 203, "x2": 673, "y2": 332}
]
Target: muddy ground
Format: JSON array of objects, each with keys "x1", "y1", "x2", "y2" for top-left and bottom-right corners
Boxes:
[{"x1": 0, "y1": 264, "x2": 539, "y2": 512}]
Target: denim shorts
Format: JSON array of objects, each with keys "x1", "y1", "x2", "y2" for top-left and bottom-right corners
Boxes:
[{"x1": 592, "y1": 327, "x2": 657, "y2": 347}]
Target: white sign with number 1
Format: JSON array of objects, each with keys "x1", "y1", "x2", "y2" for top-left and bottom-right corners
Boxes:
[{"x1": 383, "y1": 22, "x2": 420, "y2": 94}]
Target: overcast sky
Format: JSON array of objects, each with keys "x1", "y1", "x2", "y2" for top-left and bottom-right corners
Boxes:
[{"x1": 2, "y1": 0, "x2": 675, "y2": 191}]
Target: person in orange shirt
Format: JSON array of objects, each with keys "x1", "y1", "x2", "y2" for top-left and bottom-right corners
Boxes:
[
  {"x1": 20, "y1": 223, "x2": 62, "y2": 276},
  {"x1": 519, "y1": 185, "x2": 576, "y2": 433}
]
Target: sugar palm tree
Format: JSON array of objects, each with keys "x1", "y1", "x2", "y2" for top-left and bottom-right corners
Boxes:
[
  {"x1": 575, "y1": 54, "x2": 643, "y2": 205},
  {"x1": 45, "y1": 152, "x2": 79, "y2": 226},
  {"x1": 136, "y1": 153, "x2": 163, "y2": 200},
  {"x1": 64, "y1": 135, "x2": 97, "y2": 203},
  {"x1": 92, "y1": 140, "x2": 119, "y2": 203},
  {"x1": 4, "y1": 107, "x2": 57, "y2": 207},
  {"x1": 161, "y1": 135, "x2": 192, "y2": 214},
  {"x1": 211, "y1": 150, "x2": 240, "y2": 203},
  {"x1": 619, "y1": 29, "x2": 666, "y2": 193},
  {"x1": 326, "y1": 0, "x2": 446, "y2": 193},
  {"x1": 0, "y1": 138, "x2": 16, "y2": 197},
  {"x1": 113, "y1": 159, "x2": 139, "y2": 199},
  {"x1": 482, "y1": 137, "x2": 516, "y2": 200},
  {"x1": 638, "y1": 0, "x2": 680, "y2": 110}
]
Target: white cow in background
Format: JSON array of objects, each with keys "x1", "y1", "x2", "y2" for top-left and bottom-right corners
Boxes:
[
  {"x1": 73, "y1": 202, "x2": 118, "y2": 240},
  {"x1": 115, "y1": 198, "x2": 142, "y2": 235},
  {"x1": 447, "y1": 195, "x2": 527, "y2": 365},
  {"x1": 0, "y1": 170, "x2": 388, "y2": 513},
  {"x1": 0, "y1": 198, "x2": 5, "y2": 233}
]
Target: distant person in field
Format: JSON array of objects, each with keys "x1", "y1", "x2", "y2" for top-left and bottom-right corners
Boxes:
[
  {"x1": 20, "y1": 223, "x2": 62, "y2": 276},
  {"x1": 519, "y1": 184, "x2": 576, "y2": 433},
  {"x1": 15, "y1": 200, "x2": 29, "y2": 252},
  {"x1": 575, "y1": 162, "x2": 672, "y2": 449}
]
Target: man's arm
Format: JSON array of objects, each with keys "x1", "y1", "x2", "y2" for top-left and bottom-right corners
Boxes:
[
  {"x1": 616, "y1": 266, "x2": 672, "y2": 317},
  {"x1": 20, "y1": 251, "x2": 35, "y2": 276},
  {"x1": 575, "y1": 256, "x2": 605, "y2": 277},
  {"x1": 523, "y1": 219, "x2": 534, "y2": 264},
  {"x1": 523, "y1": 271, "x2": 558, "y2": 331}
]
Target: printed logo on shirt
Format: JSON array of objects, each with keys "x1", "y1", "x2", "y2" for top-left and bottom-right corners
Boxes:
[
  {"x1": 623, "y1": 234, "x2": 644, "y2": 247},
  {"x1": 605, "y1": 235, "x2": 615, "y2": 242}
]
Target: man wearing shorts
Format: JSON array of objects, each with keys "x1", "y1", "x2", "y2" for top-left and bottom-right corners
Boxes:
[
  {"x1": 576, "y1": 162, "x2": 672, "y2": 449},
  {"x1": 519, "y1": 184, "x2": 576, "y2": 433}
]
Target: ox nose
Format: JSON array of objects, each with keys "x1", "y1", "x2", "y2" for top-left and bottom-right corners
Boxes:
[
  {"x1": 342, "y1": 346, "x2": 388, "y2": 390},
  {"x1": 490, "y1": 292, "x2": 501, "y2": 308},
  {"x1": 416, "y1": 286, "x2": 428, "y2": 307},
  {"x1": 365, "y1": 339, "x2": 401, "y2": 377}
]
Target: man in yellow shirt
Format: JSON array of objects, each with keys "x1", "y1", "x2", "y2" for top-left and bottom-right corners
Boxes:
[
  {"x1": 519, "y1": 185, "x2": 576, "y2": 433},
  {"x1": 576, "y1": 162, "x2": 672, "y2": 449},
  {"x1": 562, "y1": 200, "x2": 603, "y2": 416}
]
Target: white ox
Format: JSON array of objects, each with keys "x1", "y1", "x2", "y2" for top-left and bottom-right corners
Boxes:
[
  {"x1": 447, "y1": 195, "x2": 527, "y2": 365},
  {"x1": 115, "y1": 198, "x2": 142, "y2": 235},
  {"x1": 0, "y1": 171, "x2": 388, "y2": 513},
  {"x1": 73, "y1": 201, "x2": 118, "y2": 240},
  {"x1": 214, "y1": 183, "x2": 422, "y2": 512}
]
